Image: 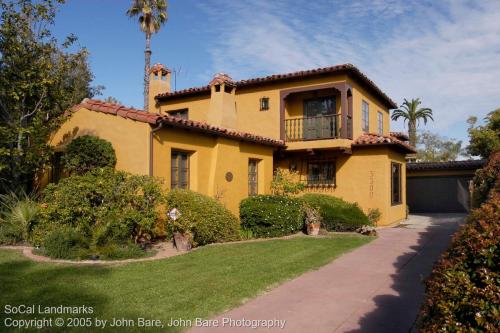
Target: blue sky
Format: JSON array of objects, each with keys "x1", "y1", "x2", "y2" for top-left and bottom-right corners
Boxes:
[{"x1": 52, "y1": 0, "x2": 500, "y2": 144}]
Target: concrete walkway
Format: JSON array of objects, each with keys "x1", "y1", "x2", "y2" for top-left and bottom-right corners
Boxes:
[{"x1": 190, "y1": 214, "x2": 464, "y2": 333}]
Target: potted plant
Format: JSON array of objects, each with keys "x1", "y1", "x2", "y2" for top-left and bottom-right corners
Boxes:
[{"x1": 303, "y1": 204, "x2": 322, "y2": 236}]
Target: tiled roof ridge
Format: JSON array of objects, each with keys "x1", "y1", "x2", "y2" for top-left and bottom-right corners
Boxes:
[
  {"x1": 75, "y1": 99, "x2": 285, "y2": 147},
  {"x1": 156, "y1": 64, "x2": 397, "y2": 108},
  {"x1": 407, "y1": 159, "x2": 486, "y2": 170},
  {"x1": 352, "y1": 132, "x2": 416, "y2": 153},
  {"x1": 389, "y1": 132, "x2": 409, "y2": 141}
]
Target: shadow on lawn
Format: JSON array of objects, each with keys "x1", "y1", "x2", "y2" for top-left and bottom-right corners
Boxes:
[
  {"x1": 345, "y1": 214, "x2": 464, "y2": 333},
  {"x1": 0, "y1": 255, "x2": 112, "y2": 332}
]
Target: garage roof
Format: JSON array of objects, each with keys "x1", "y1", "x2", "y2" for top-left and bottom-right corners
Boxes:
[{"x1": 407, "y1": 160, "x2": 486, "y2": 171}]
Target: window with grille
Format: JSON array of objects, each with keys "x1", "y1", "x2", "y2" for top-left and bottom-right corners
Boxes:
[
  {"x1": 260, "y1": 97, "x2": 270, "y2": 111},
  {"x1": 248, "y1": 159, "x2": 259, "y2": 196},
  {"x1": 377, "y1": 111, "x2": 383, "y2": 135},
  {"x1": 171, "y1": 151, "x2": 189, "y2": 189},
  {"x1": 391, "y1": 162, "x2": 402, "y2": 205},
  {"x1": 362, "y1": 100, "x2": 369, "y2": 132},
  {"x1": 307, "y1": 161, "x2": 336, "y2": 186}
]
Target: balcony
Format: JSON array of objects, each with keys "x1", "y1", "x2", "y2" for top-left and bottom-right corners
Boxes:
[
  {"x1": 285, "y1": 115, "x2": 339, "y2": 141},
  {"x1": 285, "y1": 114, "x2": 352, "y2": 142}
]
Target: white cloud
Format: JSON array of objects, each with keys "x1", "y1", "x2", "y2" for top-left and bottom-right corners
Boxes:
[{"x1": 198, "y1": 0, "x2": 500, "y2": 141}]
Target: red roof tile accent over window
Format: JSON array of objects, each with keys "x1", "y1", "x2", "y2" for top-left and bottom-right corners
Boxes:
[
  {"x1": 74, "y1": 99, "x2": 285, "y2": 147},
  {"x1": 156, "y1": 64, "x2": 397, "y2": 108},
  {"x1": 353, "y1": 133, "x2": 416, "y2": 153}
]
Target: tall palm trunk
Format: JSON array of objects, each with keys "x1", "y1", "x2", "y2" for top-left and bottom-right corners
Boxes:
[
  {"x1": 144, "y1": 32, "x2": 152, "y2": 112},
  {"x1": 408, "y1": 121, "x2": 417, "y2": 147}
]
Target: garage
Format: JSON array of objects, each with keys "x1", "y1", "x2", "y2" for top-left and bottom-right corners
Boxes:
[{"x1": 406, "y1": 160, "x2": 485, "y2": 213}]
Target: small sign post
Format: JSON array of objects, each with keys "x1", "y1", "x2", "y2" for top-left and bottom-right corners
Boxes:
[{"x1": 168, "y1": 208, "x2": 181, "y2": 221}]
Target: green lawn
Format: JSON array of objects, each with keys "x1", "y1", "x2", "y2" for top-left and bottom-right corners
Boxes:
[{"x1": 0, "y1": 235, "x2": 372, "y2": 332}]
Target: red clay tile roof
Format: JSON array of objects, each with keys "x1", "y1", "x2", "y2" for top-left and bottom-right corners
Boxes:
[
  {"x1": 352, "y1": 133, "x2": 416, "y2": 153},
  {"x1": 407, "y1": 160, "x2": 486, "y2": 171},
  {"x1": 156, "y1": 64, "x2": 397, "y2": 108},
  {"x1": 75, "y1": 99, "x2": 285, "y2": 147},
  {"x1": 209, "y1": 73, "x2": 235, "y2": 87},
  {"x1": 150, "y1": 63, "x2": 171, "y2": 74},
  {"x1": 389, "y1": 132, "x2": 409, "y2": 141}
]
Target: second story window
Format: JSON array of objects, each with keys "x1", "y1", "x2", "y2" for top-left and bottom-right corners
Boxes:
[
  {"x1": 362, "y1": 100, "x2": 369, "y2": 132},
  {"x1": 260, "y1": 97, "x2": 270, "y2": 111},
  {"x1": 377, "y1": 111, "x2": 383, "y2": 135},
  {"x1": 167, "y1": 109, "x2": 188, "y2": 120}
]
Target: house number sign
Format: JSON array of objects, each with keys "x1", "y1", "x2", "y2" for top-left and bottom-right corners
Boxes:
[{"x1": 369, "y1": 171, "x2": 375, "y2": 198}]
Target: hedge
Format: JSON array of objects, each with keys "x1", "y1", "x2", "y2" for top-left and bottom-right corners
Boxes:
[
  {"x1": 472, "y1": 150, "x2": 500, "y2": 207},
  {"x1": 418, "y1": 192, "x2": 500, "y2": 332},
  {"x1": 301, "y1": 194, "x2": 370, "y2": 231},
  {"x1": 239, "y1": 195, "x2": 305, "y2": 238},
  {"x1": 418, "y1": 153, "x2": 500, "y2": 332},
  {"x1": 166, "y1": 189, "x2": 240, "y2": 247},
  {"x1": 62, "y1": 135, "x2": 117, "y2": 175}
]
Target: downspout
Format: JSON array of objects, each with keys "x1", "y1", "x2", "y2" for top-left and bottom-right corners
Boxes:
[{"x1": 149, "y1": 122, "x2": 164, "y2": 177}]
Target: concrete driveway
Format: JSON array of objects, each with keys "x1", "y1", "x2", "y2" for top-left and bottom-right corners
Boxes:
[{"x1": 190, "y1": 214, "x2": 464, "y2": 333}]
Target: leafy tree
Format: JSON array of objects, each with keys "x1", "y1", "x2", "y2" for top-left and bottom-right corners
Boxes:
[
  {"x1": 466, "y1": 109, "x2": 500, "y2": 159},
  {"x1": 391, "y1": 98, "x2": 434, "y2": 146},
  {"x1": 62, "y1": 135, "x2": 117, "y2": 176},
  {"x1": 0, "y1": 0, "x2": 100, "y2": 193},
  {"x1": 127, "y1": 0, "x2": 168, "y2": 112},
  {"x1": 416, "y1": 131, "x2": 465, "y2": 162}
]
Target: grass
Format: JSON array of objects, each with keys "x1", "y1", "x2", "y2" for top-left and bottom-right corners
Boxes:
[{"x1": 0, "y1": 235, "x2": 372, "y2": 332}]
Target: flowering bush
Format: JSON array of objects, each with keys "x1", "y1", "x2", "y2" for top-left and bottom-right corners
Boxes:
[{"x1": 239, "y1": 195, "x2": 306, "y2": 238}]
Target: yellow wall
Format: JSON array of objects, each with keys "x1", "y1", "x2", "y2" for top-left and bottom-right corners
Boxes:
[
  {"x1": 275, "y1": 146, "x2": 406, "y2": 226},
  {"x1": 48, "y1": 108, "x2": 151, "y2": 175},
  {"x1": 152, "y1": 128, "x2": 274, "y2": 214},
  {"x1": 347, "y1": 78, "x2": 391, "y2": 138}
]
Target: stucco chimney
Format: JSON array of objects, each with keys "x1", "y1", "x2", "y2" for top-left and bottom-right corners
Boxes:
[
  {"x1": 149, "y1": 63, "x2": 171, "y2": 112},
  {"x1": 207, "y1": 73, "x2": 237, "y2": 129}
]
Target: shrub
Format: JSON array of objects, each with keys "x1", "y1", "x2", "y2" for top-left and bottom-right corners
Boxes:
[
  {"x1": 270, "y1": 169, "x2": 305, "y2": 195},
  {"x1": 34, "y1": 168, "x2": 166, "y2": 249},
  {"x1": 43, "y1": 227, "x2": 89, "y2": 259},
  {"x1": 471, "y1": 150, "x2": 499, "y2": 207},
  {"x1": 367, "y1": 208, "x2": 382, "y2": 225},
  {"x1": 302, "y1": 194, "x2": 370, "y2": 231},
  {"x1": 418, "y1": 192, "x2": 500, "y2": 332},
  {"x1": 166, "y1": 189, "x2": 240, "y2": 247},
  {"x1": 240, "y1": 195, "x2": 305, "y2": 238},
  {"x1": 0, "y1": 192, "x2": 39, "y2": 244},
  {"x1": 62, "y1": 135, "x2": 117, "y2": 175}
]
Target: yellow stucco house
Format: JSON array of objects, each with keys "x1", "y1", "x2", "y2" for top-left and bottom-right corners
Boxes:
[{"x1": 47, "y1": 63, "x2": 415, "y2": 226}]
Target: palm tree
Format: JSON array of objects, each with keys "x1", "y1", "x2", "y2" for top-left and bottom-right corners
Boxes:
[
  {"x1": 127, "y1": 0, "x2": 167, "y2": 112},
  {"x1": 391, "y1": 98, "x2": 433, "y2": 146}
]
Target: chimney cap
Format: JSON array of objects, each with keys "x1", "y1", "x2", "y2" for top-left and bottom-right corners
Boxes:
[
  {"x1": 209, "y1": 73, "x2": 235, "y2": 87},
  {"x1": 150, "y1": 63, "x2": 171, "y2": 74}
]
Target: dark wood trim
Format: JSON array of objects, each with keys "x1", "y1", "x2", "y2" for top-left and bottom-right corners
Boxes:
[{"x1": 279, "y1": 82, "x2": 352, "y2": 141}]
